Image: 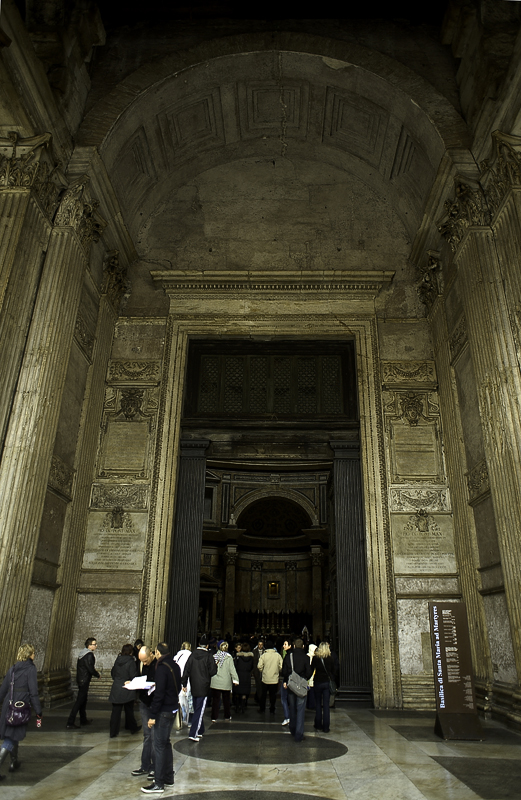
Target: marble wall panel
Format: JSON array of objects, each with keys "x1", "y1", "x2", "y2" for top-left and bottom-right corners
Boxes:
[
  {"x1": 391, "y1": 513, "x2": 457, "y2": 574},
  {"x1": 82, "y1": 510, "x2": 148, "y2": 570},
  {"x1": 483, "y1": 593, "x2": 517, "y2": 684},
  {"x1": 377, "y1": 320, "x2": 433, "y2": 361},
  {"x1": 54, "y1": 342, "x2": 89, "y2": 465},
  {"x1": 111, "y1": 320, "x2": 166, "y2": 360},
  {"x1": 71, "y1": 592, "x2": 140, "y2": 672},
  {"x1": 397, "y1": 598, "x2": 431, "y2": 675},
  {"x1": 21, "y1": 585, "x2": 55, "y2": 672},
  {"x1": 473, "y1": 494, "x2": 501, "y2": 569},
  {"x1": 99, "y1": 419, "x2": 150, "y2": 476},
  {"x1": 35, "y1": 489, "x2": 68, "y2": 570}
]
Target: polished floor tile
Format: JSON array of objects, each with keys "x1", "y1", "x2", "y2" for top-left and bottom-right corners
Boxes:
[{"x1": 0, "y1": 704, "x2": 520, "y2": 800}]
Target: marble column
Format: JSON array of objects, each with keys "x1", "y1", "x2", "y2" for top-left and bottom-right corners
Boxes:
[
  {"x1": 166, "y1": 439, "x2": 209, "y2": 650},
  {"x1": 0, "y1": 133, "x2": 62, "y2": 449},
  {"x1": 0, "y1": 177, "x2": 99, "y2": 674},
  {"x1": 42, "y1": 257, "x2": 123, "y2": 695},
  {"x1": 330, "y1": 440, "x2": 372, "y2": 696},
  {"x1": 223, "y1": 545, "x2": 238, "y2": 636},
  {"x1": 311, "y1": 545, "x2": 324, "y2": 640}
]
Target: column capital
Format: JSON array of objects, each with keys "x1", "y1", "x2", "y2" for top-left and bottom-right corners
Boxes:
[
  {"x1": 329, "y1": 440, "x2": 360, "y2": 459},
  {"x1": 179, "y1": 439, "x2": 210, "y2": 458}
]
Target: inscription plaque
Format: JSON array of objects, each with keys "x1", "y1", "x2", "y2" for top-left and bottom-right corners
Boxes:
[
  {"x1": 429, "y1": 601, "x2": 483, "y2": 740},
  {"x1": 392, "y1": 514, "x2": 456, "y2": 574},
  {"x1": 83, "y1": 511, "x2": 147, "y2": 571},
  {"x1": 99, "y1": 420, "x2": 149, "y2": 476}
]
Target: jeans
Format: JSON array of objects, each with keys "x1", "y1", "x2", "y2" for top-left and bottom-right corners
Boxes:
[
  {"x1": 287, "y1": 689, "x2": 306, "y2": 742},
  {"x1": 313, "y1": 682, "x2": 331, "y2": 731},
  {"x1": 280, "y1": 682, "x2": 289, "y2": 719},
  {"x1": 67, "y1": 681, "x2": 90, "y2": 725},
  {"x1": 139, "y1": 702, "x2": 155, "y2": 771},
  {"x1": 153, "y1": 711, "x2": 175, "y2": 788}
]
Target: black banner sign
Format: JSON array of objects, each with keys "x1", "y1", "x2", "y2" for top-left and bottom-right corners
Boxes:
[{"x1": 429, "y1": 601, "x2": 483, "y2": 740}]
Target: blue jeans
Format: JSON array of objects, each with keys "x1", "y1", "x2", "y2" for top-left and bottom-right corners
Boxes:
[
  {"x1": 287, "y1": 689, "x2": 306, "y2": 742},
  {"x1": 139, "y1": 702, "x2": 155, "y2": 771},
  {"x1": 153, "y1": 711, "x2": 175, "y2": 788},
  {"x1": 280, "y1": 683, "x2": 289, "y2": 719},
  {"x1": 313, "y1": 682, "x2": 330, "y2": 732}
]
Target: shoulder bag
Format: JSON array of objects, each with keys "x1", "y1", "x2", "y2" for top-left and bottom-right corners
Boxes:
[
  {"x1": 287, "y1": 653, "x2": 309, "y2": 698},
  {"x1": 163, "y1": 661, "x2": 182, "y2": 730},
  {"x1": 321, "y1": 657, "x2": 337, "y2": 696},
  {"x1": 6, "y1": 667, "x2": 31, "y2": 727}
]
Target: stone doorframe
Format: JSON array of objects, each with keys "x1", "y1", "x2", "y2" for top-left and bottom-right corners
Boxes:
[{"x1": 142, "y1": 269, "x2": 401, "y2": 708}]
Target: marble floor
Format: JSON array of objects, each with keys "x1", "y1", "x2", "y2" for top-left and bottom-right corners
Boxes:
[{"x1": 1, "y1": 702, "x2": 521, "y2": 800}]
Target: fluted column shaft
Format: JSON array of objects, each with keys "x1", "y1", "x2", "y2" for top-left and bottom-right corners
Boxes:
[
  {"x1": 43, "y1": 294, "x2": 116, "y2": 674},
  {"x1": 0, "y1": 191, "x2": 51, "y2": 448},
  {"x1": 330, "y1": 440, "x2": 372, "y2": 691},
  {"x1": 166, "y1": 440, "x2": 209, "y2": 650},
  {"x1": 455, "y1": 228, "x2": 521, "y2": 679},
  {"x1": 429, "y1": 296, "x2": 492, "y2": 682},
  {"x1": 311, "y1": 546, "x2": 324, "y2": 640},
  {"x1": 0, "y1": 225, "x2": 86, "y2": 675}
]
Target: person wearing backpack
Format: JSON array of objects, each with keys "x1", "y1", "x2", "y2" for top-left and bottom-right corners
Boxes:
[{"x1": 281, "y1": 637, "x2": 312, "y2": 742}]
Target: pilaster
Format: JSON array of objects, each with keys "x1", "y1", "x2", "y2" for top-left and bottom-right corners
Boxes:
[
  {"x1": 0, "y1": 177, "x2": 102, "y2": 675},
  {"x1": 223, "y1": 546, "x2": 238, "y2": 636}
]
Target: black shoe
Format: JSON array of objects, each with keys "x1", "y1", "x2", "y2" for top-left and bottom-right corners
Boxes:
[
  {"x1": 132, "y1": 768, "x2": 149, "y2": 777},
  {"x1": 66, "y1": 723, "x2": 80, "y2": 729},
  {"x1": 141, "y1": 784, "x2": 164, "y2": 794},
  {"x1": 130, "y1": 726, "x2": 142, "y2": 735},
  {"x1": 80, "y1": 719, "x2": 92, "y2": 726}
]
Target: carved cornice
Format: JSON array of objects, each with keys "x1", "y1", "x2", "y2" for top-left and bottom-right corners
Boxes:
[
  {"x1": 48, "y1": 454, "x2": 75, "y2": 499},
  {"x1": 151, "y1": 269, "x2": 395, "y2": 298},
  {"x1": 480, "y1": 130, "x2": 521, "y2": 218},
  {"x1": 54, "y1": 174, "x2": 106, "y2": 252},
  {"x1": 108, "y1": 360, "x2": 160, "y2": 384},
  {"x1": 438, "y1": 177, "x2": 491, "y2": 252},
  {"x1": 74, "y1": 313, "x2": 95, "y2": 361},
  {"x1": 0, "y1": 132, "x2": 66, "y2": 219},
  {"x1": 390, "y1": 487, "x2": 450, "y2": 513},
  {"x1": 381, "y1": 361, "x2": 436, "y2": 389},
  {"x1": 449, "y1": 315, "x2": 468, "y2": 363},
  {"x1": 91, "y1": 483, "x2": 148, "y2": 510},
  {"x1": 103, "y1": 250, "x2": 128, "y2": 311},
  {"x1": 466, "y1": 459, "x2": 490, "y2": 506}
]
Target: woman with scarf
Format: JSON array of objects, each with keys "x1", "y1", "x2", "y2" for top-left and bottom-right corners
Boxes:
[
  {"x1": 0, "y1": 643, "x2": 42, "y2": 779},
  {"x1": 210, "y1": 642, "x2": 239, "y2": 722}
]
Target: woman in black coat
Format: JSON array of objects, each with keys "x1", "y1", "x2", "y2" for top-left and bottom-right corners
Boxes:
[
  {"x1": 0, "y1": 643, "x2": 42, "y2": 779},
  {"x1": 233, "y1": 643, "x2": 254, "y2": 713},
  {"x1": 108, "y1": 643, "x2": 139, "y2": 737}
]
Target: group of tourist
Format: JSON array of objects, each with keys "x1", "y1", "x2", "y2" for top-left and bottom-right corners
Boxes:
[{"x1": 0, "y1": 633, "x2": 339, "y2": 791}]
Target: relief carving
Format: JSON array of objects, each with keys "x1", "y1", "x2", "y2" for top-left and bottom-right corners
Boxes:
[
  {"x1": 466, "y1": 459, "x2": 490, "y2": 505},
  {"x1": 103, "y1": 250, "x2": 128, "y2": 311},
  {"x1": 119, "y1": 389, "x2": 145, "y2": 420},
  {"x1": 449, "y1": 316, "x2": 468, "y2": 362},
  {"x1": 438, "y1": 179, "x2": 490, "y2": 252},
  {"x1": 399, "y1": 392, "x2": 426, "y2": 426},
  {"x1": 480, "y1": 130, "x2": 521, "y2": 217},
  {"x1": 48, "y1": 454, "x2": 75, "y2": 499},
  {"x1": 90, "y1": 483, "x2": 148, "y2": 510},
  {"x1": 417, "y1": 254, "x2": 443, "y2": 309},
  {"x1": 108, "y1": 360, "x2": 161, "y2": 384},
  {"x1": 74, "y1": 313, "x2": 95, "y2": 361},
  {"x1": 390, "y1": 487, "x2": 449, "y2": 512},
  {"x1": 224, "y1": 552, "x2": 238, "y2": 566},
  {"x1": 405, "y1": 509, "x2": 440, "y2": 535},
  {"x1": 251, "y1": 560, "x2": 263, "y2": 571},
  {"x1": 285, "y1": 561, "x2": 297, "y2": 571},
  {"x1": 0, "y1": 132, "x2": 65, "y2": 219},
  {"x1": 382, "y1": 361, "x2": 436, "y2": 386}
]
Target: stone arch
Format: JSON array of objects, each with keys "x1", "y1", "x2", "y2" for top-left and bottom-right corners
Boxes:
[
  {"x1": 233, "y1": 486, "x2": 316, "y2": 526},
  {"x1": 78, "y1": 31, "x2": 468, "y2": 153}
]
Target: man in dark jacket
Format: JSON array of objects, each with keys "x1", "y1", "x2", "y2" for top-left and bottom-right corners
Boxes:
[
  {"x1": 131, "y1": 645, "x2": 157, "y2": 778},
  {"x1": 66, "y1": 637, "x2": 100, "y2": 729},
  {"x1": 281, "y1": 637, "x2": 312, "y2": 743},
  {"x1": 181, "y1": 634, "x2": 217, "y2": 742},
  {"x1": 141, "y1": 642, "x2": 181, "y2": 794}
]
